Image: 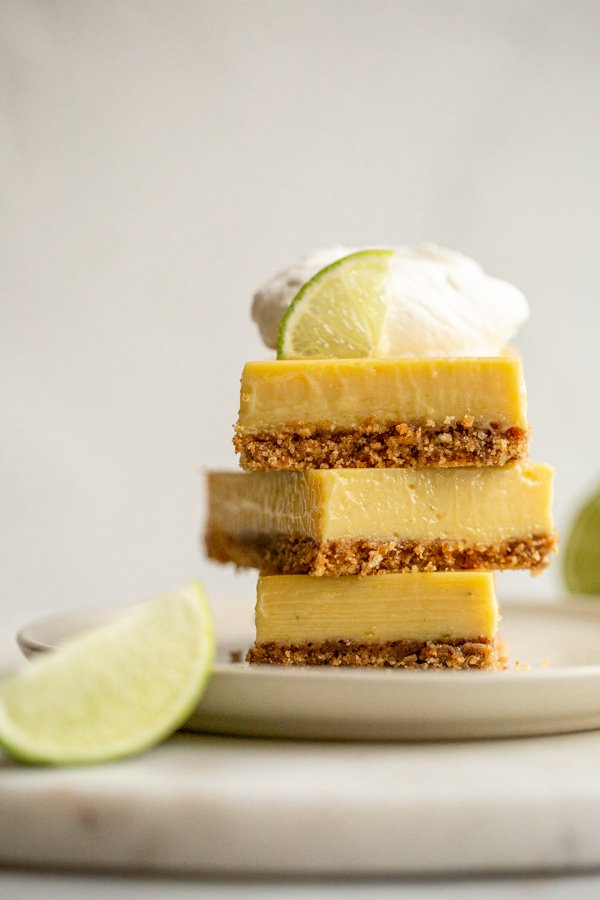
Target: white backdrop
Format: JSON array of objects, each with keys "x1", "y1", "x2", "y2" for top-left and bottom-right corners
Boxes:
[{"x1": 2, "y1": 0, "x2": 600, "y2": 662}]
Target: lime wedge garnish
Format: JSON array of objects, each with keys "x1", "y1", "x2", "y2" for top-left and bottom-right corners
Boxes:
[
  {"x1": 277, "y1": 249, "x2": 393, "y2": 359},
  {"x1": 0, "y1": 581, "x2": 214, "y2": 764},
  {"x1": 564, "y1": 487, "x2": 600, "y2": 595}
]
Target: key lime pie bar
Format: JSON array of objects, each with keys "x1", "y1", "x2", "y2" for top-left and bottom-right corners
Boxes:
[
  {"x1": 234, "y1": 356, "x2": 528, "y2": 470},
  {"x1": 206, "y1": 463, "x2": 556, "y2": 576},
  {"x1": 206, "y1": 244, "x2": 556, "y2": 670},
  {"x1": 235, "y1": 245, "x2": 530, "y2": 470},
  {"x1": 247, "y1": 572, "x2": 499, "y2": 669}
]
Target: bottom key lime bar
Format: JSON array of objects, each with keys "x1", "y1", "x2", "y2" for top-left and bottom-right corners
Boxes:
[{"x1": 247, "y1": 572, "x2": 500, "y2": 670}]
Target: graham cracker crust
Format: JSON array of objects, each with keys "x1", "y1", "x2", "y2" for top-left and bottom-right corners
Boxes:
[
  {"x1": 247, "y1": 638, "x2": 499, "y2": 669},
  {"x1": 233, "y1": 419, "x2": 529, "y2": 470},
  {"x1": 205, "y1": 531, "x2": 558, "y2": 576}
]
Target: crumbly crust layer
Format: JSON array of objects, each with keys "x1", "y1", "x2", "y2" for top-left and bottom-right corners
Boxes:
[
  {"x1": 205, "y1": 531, "x2": 558, "y2": 575},
  {"x1": 247, "y1": 638, "x2": 499, "y2": 669},
  {"x1": 233, "y1": 419, "x2": 529, "y2": 470}
]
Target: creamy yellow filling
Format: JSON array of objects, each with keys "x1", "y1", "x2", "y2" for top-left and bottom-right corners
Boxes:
[
  {"x1": 255, "y1": 573, "x2": 498, "y2": 643},
  {"x1": 207, "y1": 463, "x2": 554, "y2": 544},
  {"x1": 237, "y1": 356, "x2": 527, "y2": 431}
]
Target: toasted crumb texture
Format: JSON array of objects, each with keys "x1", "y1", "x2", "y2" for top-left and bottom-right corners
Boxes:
[
  {"x1": 233, "y1": 419, "x2": 529, "y2": 470},
  {"x1": 247, "y1": 638, "x2": 499, "y2": 669},
  {"x1": 205, "y1": 531, "x2": 558, "y2": 575}
]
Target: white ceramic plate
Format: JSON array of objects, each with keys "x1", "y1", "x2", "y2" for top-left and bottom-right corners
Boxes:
[{"x1": 16, "y1": 598, "x2": 600, "y2": 741}]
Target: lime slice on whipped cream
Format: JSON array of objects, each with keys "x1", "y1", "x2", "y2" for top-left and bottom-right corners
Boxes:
[
  {"x1": 277, "y1": 250, "x2": 393, "y2": 359},
  {"x1": 564, "y1": 488, "x2": 600, "y2": 596},
  {"x1": 0, "y1": 581, "x2": 214, "y2": 764}
]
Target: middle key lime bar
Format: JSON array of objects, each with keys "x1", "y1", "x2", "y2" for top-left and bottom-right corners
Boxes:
[{"x1": 206, "y1": 462, "x2": 557, "y2": 576}]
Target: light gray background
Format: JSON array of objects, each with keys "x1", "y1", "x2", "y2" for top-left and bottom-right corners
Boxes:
[{"x1": 2, "y1": 0, "x2": 600, "y2": 663}]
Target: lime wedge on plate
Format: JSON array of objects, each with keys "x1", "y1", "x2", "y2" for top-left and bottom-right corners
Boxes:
[
  {"x1": 564, "y1": 487, "x2": 600, "y2": 595},
  {"x1": 0, "y1": 580, "x2": 214, "y2": 764},
  {"x1": 277, "y1": 249, "x2": 393, "y2": 359}
]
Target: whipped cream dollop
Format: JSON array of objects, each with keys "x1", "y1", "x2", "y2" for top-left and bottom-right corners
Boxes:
[{"x1": 251, "y1": 244, "x2": 529, "y2": 357}]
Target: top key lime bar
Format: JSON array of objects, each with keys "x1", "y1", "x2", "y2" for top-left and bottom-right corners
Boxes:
[{"x1": 233, "y1": 356, "x2": 529, "y2": 470}]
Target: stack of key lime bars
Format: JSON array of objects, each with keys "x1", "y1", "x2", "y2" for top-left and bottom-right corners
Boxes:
[{"x1": 206, "y1": 246, "x2": 557, "y2": 669}]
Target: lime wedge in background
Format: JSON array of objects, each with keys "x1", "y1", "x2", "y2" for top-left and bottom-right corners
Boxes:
[
  {"x1": 564, "y1": 487, "x2": 600, "y2": 595},
  {"x1": 277, "y1": 249, "x2": 393, "y2": 359},
  {"x1": 0, "y1": 581, "x2": 214, "y2": 765}
]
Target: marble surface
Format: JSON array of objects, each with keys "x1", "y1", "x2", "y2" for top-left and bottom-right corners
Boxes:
[
  {"x1": 4, "y1": 872, "x2": 600, "y2": 900},
  {"x1": 3, "y1": 729, "x2": 600, "y2": 877}
]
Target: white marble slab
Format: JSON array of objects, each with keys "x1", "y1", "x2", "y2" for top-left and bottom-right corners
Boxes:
[
  {"x1": 6, "y1": 871, "x2": 600, "y2": 900},
  {"x1": 2, "y1": 730, "x2": 600, "y2": 876}
]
